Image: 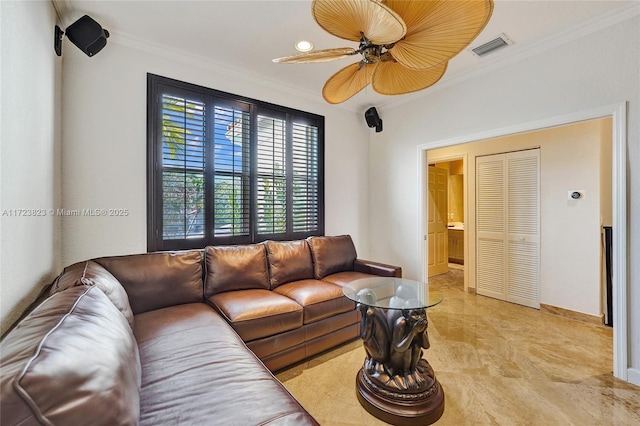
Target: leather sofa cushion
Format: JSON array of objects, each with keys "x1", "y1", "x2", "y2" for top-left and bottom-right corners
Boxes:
[
  {"x1": 266, "y1": 240, "x2": 314, "y2": 288},
  {"x1": 208, "y1": 289, "x2": 303, "y2": 341},
  {"x1": 305, "y1": 310, "x2": 359, "y2": 342},
  {"x1": 321, "y1": 270, "x2": 377, "y2": 288},
  {"x1": 0, "y1": 286, "x2": 141, "y2": 426},
  {"x1": 50, "y1": 260, "x2": 134, "y2": 327},
  {"x1": 134, "y1": 303, "x2": 318, "y2": 426},
  {"x1": 308, "y1": 235, "x2": 357, "y2": 279},
  {"x1": 246, "y1": 327, "x2": 307, "y2": 360},
  {"x1": 205, "y1": 244, "x2": 269, "y2": 296},
  {"x1": 274, "y1": 279, "x2": 355, "y2": 324},
  {"x1": 96, "y1": 250, "x2": 203, "y2": 315}
]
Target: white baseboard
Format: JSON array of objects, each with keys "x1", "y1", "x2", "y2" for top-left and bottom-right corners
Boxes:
[{"x1": 627, "y1": 368, "x2": 640, "y2": 386}]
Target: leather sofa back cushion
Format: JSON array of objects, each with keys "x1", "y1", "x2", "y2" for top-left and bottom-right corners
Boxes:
[
  {"x1": 50, "y1": 260, "x2": 134, "y2": 327},
  {"x1": 266, "y1": 240, "x2": 314, "y2": 288},
  {"x1": 0, "y1": 286, "x2": 141, "y2": 426},
  {"x1": 205, "y1": 244, "x2": 269, "y2": 296},
  {"x1": 96, "y1": 251, "x2": 203, "y2": 315},
  {"x1": 308, "y1": 235, "x2": 357, "y2": 279}
]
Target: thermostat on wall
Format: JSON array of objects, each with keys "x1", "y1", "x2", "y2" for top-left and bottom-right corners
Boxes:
[{"x1": 568, "y1": 190, "x2": 585, "y2": 200}]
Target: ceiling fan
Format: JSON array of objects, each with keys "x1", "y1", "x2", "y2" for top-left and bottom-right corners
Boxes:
[{"x1": 273, "y1": 0, "x2": 494, "y2": 104}]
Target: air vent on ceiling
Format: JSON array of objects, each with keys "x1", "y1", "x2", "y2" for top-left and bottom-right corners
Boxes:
[{"x1": 471, "y1": 33, "x2": 513, "y2": 57}]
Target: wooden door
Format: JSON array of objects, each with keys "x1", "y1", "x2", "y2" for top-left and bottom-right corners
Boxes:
[{"x1": 428, "y1": 165, "x2": 449, "y2": 277}]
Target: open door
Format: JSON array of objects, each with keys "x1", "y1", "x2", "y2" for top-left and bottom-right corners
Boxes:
[{"x1": 428, "y1": 165, "x2": 449, "y2": 277}]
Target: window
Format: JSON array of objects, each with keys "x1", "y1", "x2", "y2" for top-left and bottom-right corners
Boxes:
[{"x1": 147, "y1": 74, "x2": 324, "y2": 251}]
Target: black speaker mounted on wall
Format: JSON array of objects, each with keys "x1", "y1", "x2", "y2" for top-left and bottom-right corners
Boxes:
[
  {"x1": 365, "y1": 107, "x2": 383, "y2": 133},
  {"x1": 55, "y1": 15, "x2": 109, "y2": 57}
]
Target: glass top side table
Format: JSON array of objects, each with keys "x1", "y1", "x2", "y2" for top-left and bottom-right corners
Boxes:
[
  {"x1": 343, "y1": 277, "x2": 445, "y2": 426},
  {"x1": 343, "y1": 277, "x2": 443, "y2": 310}
]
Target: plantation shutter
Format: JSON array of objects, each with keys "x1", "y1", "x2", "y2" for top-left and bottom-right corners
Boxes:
[
  {"x1": 212, "y1": 102, "x2": 251, "y2": 238},
  {"x1": 148, "y1": 74, "x2": 324, "y2": 251},
  {"x1": 255, "y1": 112, "x2": 322, "y2": 237},
  {"x1": 256, "y1": 112, "x2": 287, "y2": 235},
  {"x1": 160, "y1": 92, "x2": 206, "y2": 243},
  {"x1": 292, "y1": 120, "x2": 319, "y2": 232}
]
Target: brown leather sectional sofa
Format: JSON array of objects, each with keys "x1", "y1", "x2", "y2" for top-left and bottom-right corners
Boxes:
[{"x1": 1, "y1": 235, "x2": 401, "y2": 425}]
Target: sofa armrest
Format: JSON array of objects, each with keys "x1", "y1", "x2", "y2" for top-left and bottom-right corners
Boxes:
[{"x1": 354, "y1": 259, "x2": 402, "y2": 278}]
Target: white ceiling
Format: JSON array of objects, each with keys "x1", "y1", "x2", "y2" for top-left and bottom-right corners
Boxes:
[{"x1": 58, "y1": 1, "x2": 638, "y2": 112}]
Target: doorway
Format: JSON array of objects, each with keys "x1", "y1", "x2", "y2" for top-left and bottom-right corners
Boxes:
[
  {"x1": 426, "y1": 158, "x2": 467, "y2": 281},
  {"x1": 427, "y1": 122, "x2": 607, "y2": 312},
  {"x1": 418, "y1": 103, "x2": 628, "y2": 381}
]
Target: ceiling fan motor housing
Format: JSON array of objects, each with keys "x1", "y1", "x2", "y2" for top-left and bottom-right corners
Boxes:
[{"x1": 362, "y1": 45, "x2": 381, "y2": 63}]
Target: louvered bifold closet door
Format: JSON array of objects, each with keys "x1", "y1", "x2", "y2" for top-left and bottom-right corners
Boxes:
[
  {"x1": 476, "y1": 155, "x2": 507, "y2": 300},
  {"x1": 476, "y1": 149, "x2": 540, "y2": 308},
  {"x1": 506, "y1": 149, "x2": 540, "y2": 308}
]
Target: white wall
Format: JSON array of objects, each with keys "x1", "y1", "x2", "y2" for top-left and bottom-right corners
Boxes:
[
  {"x1": 369, "y1": 16, "x2": 639, "y2": 379},
  {"x1": 428, "y1": 119, "x2": 609, "y2": 317},
  {"x1": 60, "y1": 39, "x2": 372, "y2": 266},
  {"x1": 0, "y1": 0, "x2": 62, "y2": 335},
  {"x1": 539, "y1": 121, "x2": 606, "y2": 317}
]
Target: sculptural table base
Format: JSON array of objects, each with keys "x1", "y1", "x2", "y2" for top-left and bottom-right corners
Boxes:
[
  {"x1": 355, "y1": 367, "x2": 444, "y2": 425},
  {"x1": 355, "y1": 306, "x2": 444, "y2": 425}
]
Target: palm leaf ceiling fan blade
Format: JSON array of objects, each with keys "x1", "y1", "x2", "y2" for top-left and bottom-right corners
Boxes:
[
  {"x1": 312, "y1": 0, "x2": 406, "y2": 45},
  {"x1": 322, "y1": 61, "x2": 376, "y2": 104},
  {"x1": 372, "y1": 58, "x2": 447, "y2": 95},
  {"x1": 273, "y1": 47, "x2": 358, "y2": 64},
  {"x1": 273, "y1": 0, "x2": 495, "y2": 103},
  {"x1": 387, "y1": 0, "x2": 494, "y2": 70}
]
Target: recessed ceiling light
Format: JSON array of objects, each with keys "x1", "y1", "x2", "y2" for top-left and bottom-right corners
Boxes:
[{"x1": 295, "y1": 40, "x2": 313, "y2": 52}]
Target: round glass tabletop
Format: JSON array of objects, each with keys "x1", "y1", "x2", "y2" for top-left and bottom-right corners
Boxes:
[{"x1": 343, "y1": 277, "x2": 443, "y2": 310}]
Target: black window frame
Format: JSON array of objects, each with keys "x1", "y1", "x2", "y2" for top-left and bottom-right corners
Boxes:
[{"x1": 147, "y1": 74, "x2": 325, "y2": 252}]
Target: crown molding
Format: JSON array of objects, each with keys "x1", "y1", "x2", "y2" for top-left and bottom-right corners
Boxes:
[
  {"x1": 51, "y1": 0, "x2": 74, "y2": 27},
  {"x1": 60, "y1": 1, "x2": 639, "y2": 113},
  {"x1": 107, "y1": 30, "x2": 335, "y2": 111},
  {"x1": 378, "y1": 1, "x2": 640, "y2": 110}
]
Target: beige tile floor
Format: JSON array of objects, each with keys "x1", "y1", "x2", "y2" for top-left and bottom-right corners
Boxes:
[{"x1": 277, "y1": 267, "x2": 640, "y2": 425}]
